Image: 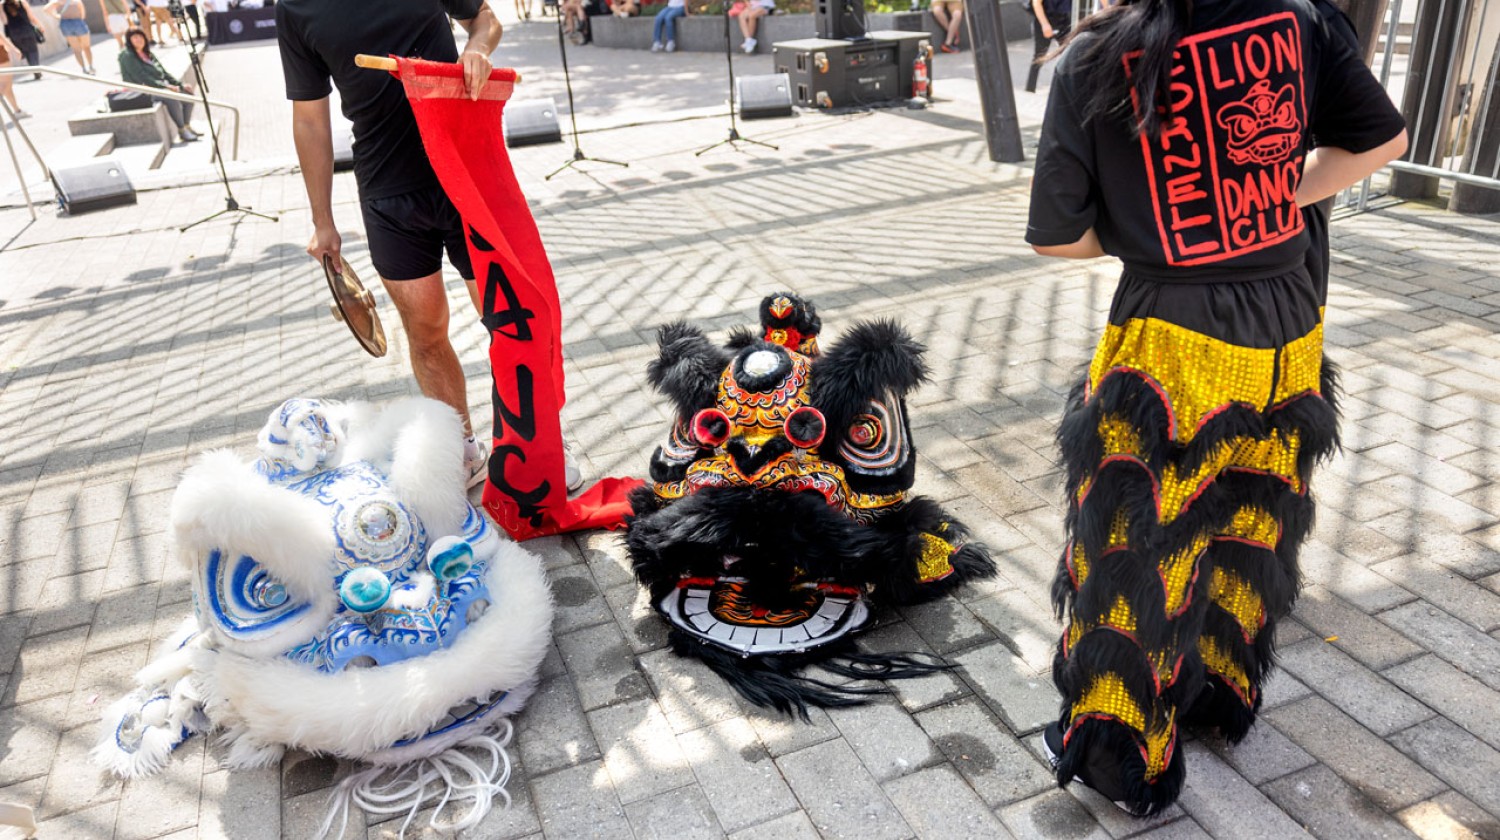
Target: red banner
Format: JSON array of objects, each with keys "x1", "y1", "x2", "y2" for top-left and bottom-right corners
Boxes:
[{"x1": 393, "y1": 57, "x2": 640, "y2": 539}]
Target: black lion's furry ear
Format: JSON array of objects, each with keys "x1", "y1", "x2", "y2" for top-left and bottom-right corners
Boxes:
[
  {"x1": 647, "y1": 322, "x2": 729, "y2": 417},
  {"x1": 814, "y1": 319, "x2": 928, "y2": 405},
  {"x1": 724, "y1": 326, "x2": 759, "y2": 351}
]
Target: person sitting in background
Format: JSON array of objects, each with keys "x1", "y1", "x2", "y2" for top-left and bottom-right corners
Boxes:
[
  {"x1": 737, "y1": 0, "x2": 772, "y2": 53},
  {"x1": 930, "y1": 0, "x2": 961, "y2": 53},
  {"x1": 0, "y1": 0, "x2": 42, "y2": 80},
  {"x1": 561, "y1": 0, "x2": 587, "y2": 43},
  {"x1": 609, "y1": 0, "x2": 637, "y2": 16},
  {"x1": 119, "y1": 28, "x2": 200, "y2": 141},
  {"x1": 650, "y1": 0, "x2": 686, "y2": 52}
]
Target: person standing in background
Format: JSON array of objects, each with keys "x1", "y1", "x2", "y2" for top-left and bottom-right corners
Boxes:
[
  {"x1": 0, "y1": 29, "x2": 29, "y2": 116},
  {"x1": 100, "y1": 0, "x2": 131, "y2": 46},
  {"x1": 0, "y1": 0, "x2": 42, "y2": 80},
  {"x1": 44, "y1": 0, "x2": 95, "y2": 74},
  {"x1": 1023, "y1": 0, "x2": 1070, "y2": 92}
]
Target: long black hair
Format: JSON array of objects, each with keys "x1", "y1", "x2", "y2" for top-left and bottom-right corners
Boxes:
[
  {"x1": 1062, "y1": 0, "x2": 1195, "y2": 140},
  {"x1": 125, "y1": 26, "x2": 154, "y2": 59}
]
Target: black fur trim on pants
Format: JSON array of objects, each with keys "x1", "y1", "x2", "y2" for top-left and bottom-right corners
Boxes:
[{"x1": 1050, "y1": 355, "x2": 1340, "y2": 816}]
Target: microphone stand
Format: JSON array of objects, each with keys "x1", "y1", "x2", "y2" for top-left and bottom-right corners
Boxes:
[
  {"x1": 546, "y1": 9, "x2": 626, "y2": 180},
  {"x1": 695, "y1": 3, "x2": 776, "y2": 156},
  {"x1": 170, "y1": 0, "x2": 276, "y2": 230}
]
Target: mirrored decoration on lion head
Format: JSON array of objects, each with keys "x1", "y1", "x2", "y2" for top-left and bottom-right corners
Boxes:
[
  {"x1": 92, "y1": 397, "x2": 553, "y2": 836},
  {"x1": 626, "y1": 293, "x2": 996, "y2": 716}
]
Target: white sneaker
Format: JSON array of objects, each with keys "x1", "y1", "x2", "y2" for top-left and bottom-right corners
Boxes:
[
  {"x1": 665, "y1": 39, "x2": 676, "y2": 52},
  {"x1": 742, "y1": 37, "x2": 756, "y2": 53},
  {"x1": 464, "y1": 441, "x2": 490, "y2": 490},
  {"x1": 562, "y1": 439, "x2": 584, "y2": 493},
  {"x1": 651, "y1": 40, "x2": 664, "y2": 52}
]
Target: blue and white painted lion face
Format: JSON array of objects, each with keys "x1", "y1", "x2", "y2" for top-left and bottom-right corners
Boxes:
[{"x1": 165, "y1": 398, "x2": 553, "y2": 767}]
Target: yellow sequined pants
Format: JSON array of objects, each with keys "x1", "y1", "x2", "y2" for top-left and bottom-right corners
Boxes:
[{"x1": 1054, "y1": 309, "x2": 1330, "y2": 797}]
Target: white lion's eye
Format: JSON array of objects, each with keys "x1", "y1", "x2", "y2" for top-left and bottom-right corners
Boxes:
[{"x1": 346, "y1": 655, "x2": 377, "y2": 669}]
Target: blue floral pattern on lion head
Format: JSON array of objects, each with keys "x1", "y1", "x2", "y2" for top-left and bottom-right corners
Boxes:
[{"x1": 93, "y1": 397, "x2": 553, "y2": 826}]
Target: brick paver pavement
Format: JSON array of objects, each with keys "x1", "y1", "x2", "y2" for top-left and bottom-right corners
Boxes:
[{"x1": 1, "y1": 9, "x2": 1499, "y2": 840}]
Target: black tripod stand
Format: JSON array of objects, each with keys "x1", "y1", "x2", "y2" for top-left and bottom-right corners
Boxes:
[
  {"x1": 695, "y1": 6, "x2": 777, "y2": 156},
  {"x1": 546, "y1": 10, "x2": 626, "y2": 180},
  {"x1": 169, "y1": 0, "x2": 277, "y2": 231}
]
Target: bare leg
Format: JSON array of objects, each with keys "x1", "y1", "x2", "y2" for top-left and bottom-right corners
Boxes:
[
  {"x1": 947, "y1": 6, "x2": 962, "y2": 45},
  {"x1": 930, "y1": 4, "x2": 949, "y2": 39},
  {"x1": 0, "y1": 79, "x2": 18, "y2": 113},
  {"x1": 381, "y1": 271, "x2": 475, "y2": 438},
  {"x1": 81, "y1": 39, "x2": 93, "y2": 69},
  {"x1": 67, "y1": 35, "x2": 87, "y2": 69}
]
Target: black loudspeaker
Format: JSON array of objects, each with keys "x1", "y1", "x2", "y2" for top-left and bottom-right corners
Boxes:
[
  {"x1": 52, "y1": 160, "x2": 136, "y2": 215},
  {"x1": 737, "y1": 74, "x2": 794, "y2": 120},
  {"x1": 504, "y1": 98, "x2": 563, "y2": 147},
  {"x1": 814, "y1": 0, "x2": 865, "y2": 40},
  {"x1": 332, "y1": 123, "x2": 355, "y2": 172}
]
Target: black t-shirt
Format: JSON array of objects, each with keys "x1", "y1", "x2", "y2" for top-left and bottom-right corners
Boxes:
[
  {"x1": 277, "y1": 0, "x2": 483, "y2": 201},
  {"x1": 1025, "y1": 0, "x2": 1405, "y2": 282}
]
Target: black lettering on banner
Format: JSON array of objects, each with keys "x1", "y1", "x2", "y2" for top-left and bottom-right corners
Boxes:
[
  {"x1": 487, "y1": 444, "x2": 551, "y2": 526},
  {"x1": 480, "y1": 261, "x2": 536, "y2": 342},
  {"x1": 492, "y1": 364, "x2": 538, "y2": 442},
  {"x1": 468, "y1": 226, "x2": 495, "y2": 252}
]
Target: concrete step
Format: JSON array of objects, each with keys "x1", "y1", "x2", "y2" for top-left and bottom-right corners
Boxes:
[{"x1": 43, "y1": 133, "x2": 115, "y2": 171}]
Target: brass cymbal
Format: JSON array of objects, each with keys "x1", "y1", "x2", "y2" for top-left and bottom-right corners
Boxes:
[{"x1": 324, "y1": 254, "x2": 387, "y2": 358}]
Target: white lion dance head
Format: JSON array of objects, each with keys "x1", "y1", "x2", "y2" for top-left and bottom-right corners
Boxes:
[{"x1": 92, "y1": 397, "x2": 553, "y2": 837}]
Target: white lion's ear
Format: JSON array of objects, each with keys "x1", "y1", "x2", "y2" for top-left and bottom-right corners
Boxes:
[{"x1": 171, "y1": 450, "x2": 336, "y2": 604}]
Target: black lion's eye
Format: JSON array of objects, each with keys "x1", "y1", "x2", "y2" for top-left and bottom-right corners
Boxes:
[
  {"x1": 691, "y1": 408, "x2": 732, "y2": 448},
  {"x1": 784, "y1": 406, "x2": 826, "y2": 449}
]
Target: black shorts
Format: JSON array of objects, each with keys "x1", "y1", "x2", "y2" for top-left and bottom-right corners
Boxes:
[{"x1": 360, "y1": 186, "x2": 474, "y2": 281}]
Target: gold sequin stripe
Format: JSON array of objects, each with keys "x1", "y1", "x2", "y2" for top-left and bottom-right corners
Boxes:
[
  {"x1": 1076, "y1": 423, "x2": 1305, "y2": 525},
  {"x1": 1087, "y1": 317, "x2": 1325, "y2": 446},
  {"x1": 1066, "y1": 689, "x2": 1179, "y2": 781},
  {"x1": 1198, "y1": 634, "x2": 1255, "y2": 707}
]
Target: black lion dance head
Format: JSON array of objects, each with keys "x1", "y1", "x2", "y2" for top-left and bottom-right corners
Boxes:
[{"x1": 626, "y1": 293, "x2": 996, "y2": 717}]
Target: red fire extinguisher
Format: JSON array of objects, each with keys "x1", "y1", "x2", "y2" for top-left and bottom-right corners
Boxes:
[{"x1": 913, "y1": 48, "x2": 930, "y2": 100}]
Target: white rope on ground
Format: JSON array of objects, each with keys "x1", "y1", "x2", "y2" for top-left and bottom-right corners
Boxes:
[{"x1": 316, "y1": 720, "x2": 515, "y2": 840}]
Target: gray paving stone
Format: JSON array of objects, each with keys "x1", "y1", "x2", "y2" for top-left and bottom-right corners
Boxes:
[
  {"x1": 283, "y1": 784, "x2": 366, "y2": 840},
  {"x1": 556, "y1": 620, "x2": 651, "y2": 712},
  {"x1": 896, "y1": 597, "x2": 994, "y2": 656},
  {"x1": 623, "y1": 784, "x2": 724, "y2": 840},
  {"x1": 0, "y1": 696, "x2": 68, "y2": 787},
  {"x1": 914, "y1": 696, "x2": 1055, "y2": 807},
  {"x1": 952, "y1": 641, "x2": 1061, "y2": 736},
  {"x1": 965, "y1": 588, "x2": 1059, "y2": 674},
  {"x1": 1261, "y1": 764, "x2": 1420, "y2": 840},
  {"x1": 1388, "y1": 716, "x2": 1500, "y2": 816},
  {"x1": 601, "y1": 582, "x2": 669, "y2": 656},
  {"x1": 32, "y1": 798, "x2": 119, "y2": 840},
  {"x1": 1264, "y1": 696, "x2": 1445, "y2": 812},
  {"x1": 857, "y1": 621, "x2": 970, "y2": 711},
  {"x1": 776, "y1": 739, "x2": 913, "y2": 840},
  {"x1": 38, "y1": 722, "x2": 124, "y2": 820},
  {"x1": 515, "y1": 676, "x2": 602, "y2": 776},
  {"x1": 198, "y1": 766, "x2": 281, "y2": 840},
  {"x1": 676, "y1": 717, "x2": 798, "y2": 834},
  {"x1": 1205, "y1": 718, "x2": 1316, "y2": 787},
  {"x1": 587, "y1": 697, "x2": 694, "y2": 805},
  {"x1": 1384, "y1": 654, "x2": 1500, "y2": 751},
  {"x1": 1396, "y1": 791, "x2": 1500, "y2": 840},
  {"x1": 737, "y1": 701, "x2": 841, "y2": 759},
  {"x1": 1130, "y1": 818, "x2": 1215, "y2": 839},
  {"x1": 1274, "y1": 639, "x2": 1434, "y2": 736},
  {"x1": 529, "y1": 759, "x2": 633, "y2": 840},
  {"x1": 996, "y1": 788, "x2": 1110, "y2": 840},
  {"x1": 1300, "y1": 543, "x2": 1417, "y2": 613},
  {"x1": 1175, "y1": 741, "x2": 1312, "y2": 839},
  {"x1": 827, "y1": 698, "x2": 941, "y2": 782},
  {"x1": 883, "y1": 764, "x2": 1015, "y2": 840},
  {"x1": 1289, "y1": 585, "x2": 1424, "y2": 670},
  {"x1": 1380, "y1": 601, "x2": 1500, "y2": 692},
  {"x1": 727, "y1": 809, "x2": 820, "y2": 840},
  {"x1": 114, "y1": 736, "x2": 206, "y2": 840},
  {"x1": 547, "y1": 563, "x2": 615, "y2": 635},
  {"x1": 637, "y1": 647, "x2": 743, "y2": 735},
  {"x1": 1371, "y1": 556, "x2": 1500, "y2": 632}
]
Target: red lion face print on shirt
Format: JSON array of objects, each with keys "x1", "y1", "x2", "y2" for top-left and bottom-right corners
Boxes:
[{"x1": 1127, "y1": 13, "x2": 1307, "y2": 266}]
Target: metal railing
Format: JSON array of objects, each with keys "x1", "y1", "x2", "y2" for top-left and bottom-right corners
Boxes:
[{"x1": 0, "y1": 64, "x2": 241, "y2": 219}]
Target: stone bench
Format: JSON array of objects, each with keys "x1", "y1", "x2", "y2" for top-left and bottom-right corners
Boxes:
[
  {"x1": 65, "y1": 104, "x2": 174, "y2": 169},
  {"x1": 587, "y1": 7, "x2": 1030, "y2": 53}
]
